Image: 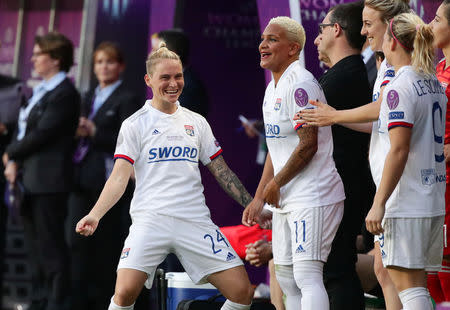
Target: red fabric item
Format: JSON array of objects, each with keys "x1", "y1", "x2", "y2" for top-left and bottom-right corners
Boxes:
[
  {"x1": 428, "y1": 271, "x2": 445, "y2": 303},
  {"x1": 438, "y1": 59, "x2": 450, "y2": 257},
  {"x1": 220, "y1": 225, "x2": 272, "y2": 259},
  {"x1": 440, "y1": 260, "x2": 450, "y2": 301},
  {"x1": 445, "y1": 186, "x2": 450, "y2": 256},
  {"x1": 437, "y1": 59, "x2": 450, "y2": 146}
]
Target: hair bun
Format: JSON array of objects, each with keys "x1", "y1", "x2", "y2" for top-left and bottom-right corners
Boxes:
[{"x1": 158, "y1": 41, "x2": 167, "y2": 49}]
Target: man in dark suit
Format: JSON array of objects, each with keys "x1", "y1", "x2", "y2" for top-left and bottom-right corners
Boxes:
[
  {"x1": 67, "y1": 42, "x2": 140, "y2": 310},
  {"x1": 3, "y1": 32, "x2": 80, "y2": 310}
]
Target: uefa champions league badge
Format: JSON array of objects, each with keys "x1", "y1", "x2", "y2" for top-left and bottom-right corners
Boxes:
[
  {"x1": 121, "y1": 248, "x2": 130, "y2": 259},
  {"x1": 294, "y1": 88, "x2": 308, "y2": 107},
  {"x1": 184, "y1": 125, "x2": 195, "y2": 136},
  {"x1": 274, "y1": 98, "x2": 282, "y2": 111},
  {"x1": 386, "y1": 90, "x2": 399, "y2": 110}
]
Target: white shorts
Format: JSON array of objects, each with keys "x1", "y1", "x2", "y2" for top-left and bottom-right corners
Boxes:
[
  {"x1": 272, "y1": 201, "x2": 344, "y2": 265},
  {"x1": 117, "y1": 214, "x2": 243, "y2": 289},
  {"x1": 379, "y1": 216, "x2": 444, "y2": 271}
]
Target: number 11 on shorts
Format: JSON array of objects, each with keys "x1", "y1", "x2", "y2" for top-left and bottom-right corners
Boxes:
[{"x1": 294, "y1": 220, "x2": 306, "y2": 243}]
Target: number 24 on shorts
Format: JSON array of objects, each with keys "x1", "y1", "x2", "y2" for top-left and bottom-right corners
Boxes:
[{"x1": 204, "y1": 230, "x2": 229, "y2": 254}]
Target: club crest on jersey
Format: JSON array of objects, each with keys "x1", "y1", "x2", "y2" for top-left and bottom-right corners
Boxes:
[
  {"x1": 184, "y1": 125, "x2": 194, "y2": 136},
  {"x1": 294, "y1": 88, "x2": 308, "y2": 107},
  {"x1": 121, "y1": 248, "x2": 130, "y2": 259},
  {"x1": 386, "y1": 90, "x2": 399, "y2": 110},
  {"x1": 274, "y1": 98, "x2": 282, "y2": 111}
]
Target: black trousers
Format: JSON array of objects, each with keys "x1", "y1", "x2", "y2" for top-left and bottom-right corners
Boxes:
[
  {"x1": 323, "y1": 165, "x2": 374, "y2": 310},
  {"x1": 21, "y1": 192, "x2": 70, "y2": 310}
]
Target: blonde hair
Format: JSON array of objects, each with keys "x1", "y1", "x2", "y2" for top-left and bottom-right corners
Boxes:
[
  {"x1": 268, "y1": 16, "x2": 306, "y2": 53},
  {"x1": 389, "y1": 13, "x2": 435, "y2": 76},
  {"x1": 146, "y1": 41, "x2": 181, "y2": 75},
  {"x1": 364, "y1": 0, "x2": 410, "y2": 23}
]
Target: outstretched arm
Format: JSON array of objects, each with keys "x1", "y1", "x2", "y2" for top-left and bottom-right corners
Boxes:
[
  {"x1": 295, "y1": 98, "x2": 381, "y2": 127},
  {"x1": 295, "y1": 85, "x2": 386, "y2": 128},
  {"x1": 76, "y1": 158, "x2": 133, "y2": 236},
  {"x1": 207, "y1": 155, "x2": 253, "y2": 208}
]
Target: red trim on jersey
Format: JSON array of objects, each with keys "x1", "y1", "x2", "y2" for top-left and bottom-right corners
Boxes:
[
  {"x1": 388, "y1": 122, "x2": 413, "y2": 130},
  {"x1": 114, "y1": 154, "x2": 134, "y2": 164},
  {"x1": 210, "y1": 149, "x2": 223, "y2": 160},
  {"x1": 381, "y1": 80, "x2": 390, "y2": 87},
  {"x1": 294, "y1": 123, "x2": 304, "y2": 130}
]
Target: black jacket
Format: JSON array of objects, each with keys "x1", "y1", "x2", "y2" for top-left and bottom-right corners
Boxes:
[
  {"x1": 75, "y1": 83, "x2": 140, "y2": 190},
  {"x1": 6, "y1": 78, "x2": 80, "y2": 193}
]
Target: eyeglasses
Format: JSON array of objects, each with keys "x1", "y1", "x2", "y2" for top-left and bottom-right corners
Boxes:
[
  {"x1": 318, "y1": 23, "x2": 346, "y2": 34},
  {"x1": 31, "y1": 51, "x2": 47, "y2": 57}
]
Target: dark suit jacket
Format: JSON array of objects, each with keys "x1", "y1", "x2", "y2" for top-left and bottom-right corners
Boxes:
[
  {"x1": 75, "y1": 83, "x2": 140, "y2": 191},
  {"x1": 6, "y1": 78, "x2": 80, "y2": 194}
]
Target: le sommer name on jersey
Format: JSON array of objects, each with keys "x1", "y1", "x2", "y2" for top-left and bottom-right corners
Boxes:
[{"x1": 413, "y1": 78, "x2": 445, "y2": 97}]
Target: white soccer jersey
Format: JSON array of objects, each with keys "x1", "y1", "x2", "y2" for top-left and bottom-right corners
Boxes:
[
  {"x1": 114, "y1": 101, "x2": 222, "y2": 223},
  {"x1": 369, "y1": 59, "x2": 396, "y2": 186},
  {"x1": 375, "y1": 66, "x2": 447, "y2": 218},
  {"x1": 263, "y1": 60, "x2": 345, "y2": 212}
]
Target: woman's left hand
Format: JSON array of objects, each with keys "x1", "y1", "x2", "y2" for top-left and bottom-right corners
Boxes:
[{"x1": 365, "y1": 202, "x2": 385, "y2": 235}]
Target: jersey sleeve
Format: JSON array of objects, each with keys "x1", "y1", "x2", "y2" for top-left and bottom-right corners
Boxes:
[
  {"x1": 113, "y1": 120, "x2": 141, "y2": 164},
  {"x1": 198, "y1": 117, "x2": 222, "y2": 165},
  {"x1": 383, "y1": 84, "x2": 415, "y2": 130},
  {"x1": 381, "y1": 64, "x2": 395, "y2": 88},
  {"x1": 287, "y1": 80, "x2": 324, "y2": 131}
]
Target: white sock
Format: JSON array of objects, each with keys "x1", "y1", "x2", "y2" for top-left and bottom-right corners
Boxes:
[
  {"x1": 293, "y1": 260, "x2": 328, "y2": 310},
  {"x1": 221, "y1": 299, "x2": 251, "y2": 310},
  {"x1": 398, "y1": 287, "x2": 433, "y2": 310},
  {"x1": 275, "y1": 264, "x2": 302, "y2": 310},
  {"x1": 108, "y1": 296, "x2": 135, "y2": 310}
]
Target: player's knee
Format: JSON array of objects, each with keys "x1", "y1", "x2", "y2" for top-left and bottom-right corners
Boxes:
[
  {"x1": 275, "y1": 264, "x2": 301, "y2": 296},
  {"x1": 227, "y1": 281, "x2": 254, "y2": 304},
  {"x1": 113, "y1": 287, "x2": 137, "y2": 307},
  {"x1": 293, "y1": 260, "x2": 324, "y2": 290}
]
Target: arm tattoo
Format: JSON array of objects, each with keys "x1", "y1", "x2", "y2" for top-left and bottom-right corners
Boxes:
[
  {"x1": 207, "y1": 155, "x2": 253, "y2": 207},
  {"x1": 275, "y1": 126, "x2": 318, "y2": 187}
]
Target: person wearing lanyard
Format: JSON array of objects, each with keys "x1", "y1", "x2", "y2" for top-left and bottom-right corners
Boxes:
[
  {"x1": 68, "y1": 41, "x2": 140, "y2": 310},
  {"x1": 3, "y1": 32, "x2": 80, "y2": 310}
]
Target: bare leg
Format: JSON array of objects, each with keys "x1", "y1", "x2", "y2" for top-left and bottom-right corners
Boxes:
[
  {"x1": 373, "y1": 242, "x2": 402, "y2": 310},
  {"x1": 269, "y1": 260, "x2": 286, "y2": 310},
  {"x1": 388, "y1": 266, "x2": 432, "y2": 310},
  {"x1": 208, "y1": 265, "x2": 254, "y2": 305},
  {"x1": 356, "y1": 253, "x2": 378, "y2": 293},
  {"x1": 112, "y1": 268, "x2": 148, "y2": 307}
]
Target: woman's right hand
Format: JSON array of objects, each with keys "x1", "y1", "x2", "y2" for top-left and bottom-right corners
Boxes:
[
  {"x1": 293, "y1": 99, "x2": 337, "y2": 127},
  {"x1": 242, "y1": 198, "x2": 264, "y2": 227},
  {"x1": 76, "y1": 214, "x2": 99, "y2": 236}
]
